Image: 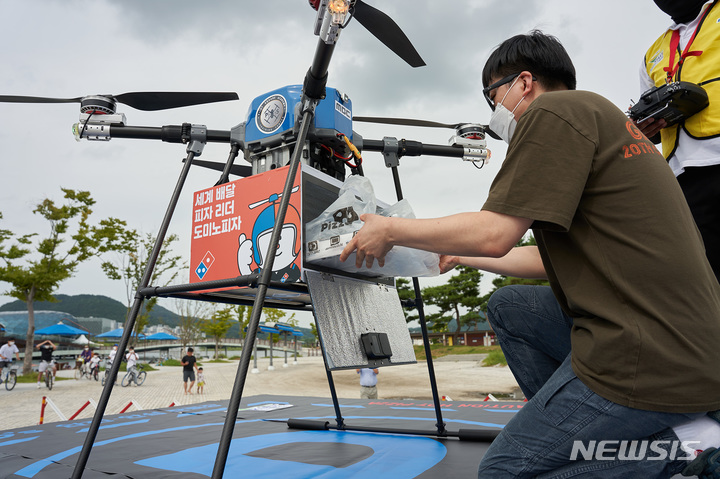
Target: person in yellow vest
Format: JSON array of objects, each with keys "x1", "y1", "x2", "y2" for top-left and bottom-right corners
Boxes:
[{"x1": 637, "y1": 0, "x2": 720, "y2": 283}]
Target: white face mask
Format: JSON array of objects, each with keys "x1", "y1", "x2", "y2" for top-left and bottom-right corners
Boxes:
[{"x1": 488, "y1": 77, "x2": 526, "y2": 144}]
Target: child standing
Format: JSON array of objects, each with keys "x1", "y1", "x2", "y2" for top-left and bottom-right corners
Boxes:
[{"x1": 196, "y1": 367, "x2": 206, "y2": 394}]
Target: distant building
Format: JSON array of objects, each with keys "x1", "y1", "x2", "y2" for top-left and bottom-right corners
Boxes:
[
  {"x1": 75, "y1": 317, "x2": 119, "y2": 335},
  {"x1": 144, "y1": 324, "x2": 181, "y2": 337},
  {"x1": 0, "y1": 311, "x2": 87, "y2": 339},
  {"x1": 409, "y1": 311, "x2": 496, "y2": 347}
]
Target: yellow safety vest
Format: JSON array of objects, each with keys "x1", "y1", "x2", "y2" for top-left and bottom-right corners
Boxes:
[{"x1": 644, "y1": 1, "x2": 720, "y2": 159}]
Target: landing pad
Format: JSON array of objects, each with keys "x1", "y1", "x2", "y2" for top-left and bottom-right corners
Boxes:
[{"x1": 0, "y1": 395, "x2": 522, "y2": 478}]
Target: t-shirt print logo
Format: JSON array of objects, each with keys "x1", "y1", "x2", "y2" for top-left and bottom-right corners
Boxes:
[
  {"x1": 622, "y1": 120, "x2": 660, "y2": 159},
  {"x1": 626, "y1": 120, "x2": 643, "y2": 140}
]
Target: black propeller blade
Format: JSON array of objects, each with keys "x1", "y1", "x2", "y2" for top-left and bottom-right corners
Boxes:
[
  {"x1": 114, "y1": 92, "x2": 239, "y2": 111},
  {"x1": 353, "y1": 115, "x2": 501, "y2": 140},
  {"x1": 352, "y1": 0, "x2": 425, "y2": 68},
  {"x1": 0, "y1": 92, "x2": 239, "y2": 111},
  {"x1": 190, "y1": 159, "x2": 252, "y2": 178},
  {"x1": 0, "y1": 95, "x2": 84, "y2": 104}
]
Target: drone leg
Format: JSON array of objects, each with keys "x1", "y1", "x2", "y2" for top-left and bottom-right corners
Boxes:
[
  {"x1": 210, "y1": 105, "x2": 317, "y2": 479},
  {"x1": 390, "y1": 164, "x2": 447, "y2": 436},
  {"x1": 72, "y1": 128, "x2": 207, "y2": 479},
  {"x1": 215, "y1": 143, "x2": 241, "y2": 186}
]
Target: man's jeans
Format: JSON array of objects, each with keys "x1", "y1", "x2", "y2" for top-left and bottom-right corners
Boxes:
[{"x1": 479, "y1": 285, "x2": 703, "y2": 478}]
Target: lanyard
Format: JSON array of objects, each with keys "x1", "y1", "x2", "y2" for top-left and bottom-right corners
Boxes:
[{"x1": 663, "y1": 4, "x2": 714, "y2": 82}]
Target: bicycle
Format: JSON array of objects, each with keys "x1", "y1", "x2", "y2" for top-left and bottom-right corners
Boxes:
[
  {"x1": 2, "y1": 364, "x2": 18, "y2": 391},
  {"x1": 101, "y1": 360, "x2": 114, "y2": 386},
  {"x1": 40, "y1": 360, "x2": 56, "y2": 390},
  {"x1": 74, "y1": 359, "x2": 93, "y2": 380},
  {"x1": 121, "y1": 364, "x2": 147, "y2": 387}
]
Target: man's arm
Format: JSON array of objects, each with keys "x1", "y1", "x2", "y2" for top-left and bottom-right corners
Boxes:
[
  {"x1": 340, "y1": 210, "x2": 533, "y2": 269},
  {"x1": 440, "y1": 245, "x2": 547, "y2": 279}
]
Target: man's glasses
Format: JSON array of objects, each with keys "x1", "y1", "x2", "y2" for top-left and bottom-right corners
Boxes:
[{"x1": 482, "y1": 73, "x2": 535, "y2": 111}]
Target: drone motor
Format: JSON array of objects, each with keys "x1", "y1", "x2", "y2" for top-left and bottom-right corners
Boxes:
[{"x1": 79, "y1": 95, "x2": 117, "y2": 115}]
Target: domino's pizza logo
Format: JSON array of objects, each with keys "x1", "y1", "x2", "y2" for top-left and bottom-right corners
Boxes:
[{"x1": 195, "y1": 251, "x2": 216, "y2": 280}]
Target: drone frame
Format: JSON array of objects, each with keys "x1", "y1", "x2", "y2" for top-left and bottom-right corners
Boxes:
[{"x1": 49, "y1": 4, "x2": 497, "y2": 478}]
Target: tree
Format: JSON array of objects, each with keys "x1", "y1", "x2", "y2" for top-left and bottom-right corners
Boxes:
[
  {"x1": 309, "y1": 322, "x2": 319, "y2": 347},
  {"x1": 480, "y1": 233, "x2": 549, "y2": 307},
  {"x1": 0, "y1": 190, "x2": 126, "y2": 375},
  {"x1": 101, "y1": 231, "x2": 185, "y2": 346},
  {"x1": 395, "y1": 277, "x2": 418, "y2": 323},
  {"x1": 264, "y1": 307, "x2": 293, "y2": 345},
  {"x1": 421, "y1": 266, "x2": 483, "y2": 344},
  {"x1": 233, "y1": 305, "x2": 253, "y2": 339},
  {"x1": 202, "y1": 306, "x2": 234, "y2": 359},
  {"x1": 174, "y1": 298, "x2": 210, "y2": 350}
]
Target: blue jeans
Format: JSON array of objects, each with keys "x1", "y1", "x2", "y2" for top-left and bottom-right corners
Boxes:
[{"x1": 479, "y1": 285, "x2": 703, "y2": 478}]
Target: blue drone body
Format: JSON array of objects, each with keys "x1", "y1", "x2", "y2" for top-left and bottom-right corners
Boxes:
[
  {"x1": 244, "y1": 85, "x2": 352, "y2": 144},
  {"x1": 242, "y1": 85, "x2": 354, "y2": 180}
]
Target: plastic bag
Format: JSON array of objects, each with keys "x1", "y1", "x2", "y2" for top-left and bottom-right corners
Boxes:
[{"x1": 305, "y1": 175, "x2": 440, "y2": 277}]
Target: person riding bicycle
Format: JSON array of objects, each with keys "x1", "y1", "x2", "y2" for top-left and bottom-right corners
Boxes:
[
  {"x1": 107, "y1": 344, "x2": 118, "y2": 367},
  {"x1": 125, "y1": 347, "x2": 139, "y2": 384},
  {"x1": 89, "y1": 352, "x2": 101, "y2": 376},
  {"x1": 79, "y1": 345, "x2": 92, "y2": 373},
  {"x1": 0, "y1": 338, "x2": 20, "y2": 381},
  {"x1": 36, "y1": 339, "x2": 56, "y2": 389},
  {"x1": 102, "y1": 344, "x2": 120, "y2": 386}
]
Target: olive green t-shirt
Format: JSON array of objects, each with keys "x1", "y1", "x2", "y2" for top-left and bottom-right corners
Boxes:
[{"x1": 483, "y1": 90, "x2": 720, "y2": 413}]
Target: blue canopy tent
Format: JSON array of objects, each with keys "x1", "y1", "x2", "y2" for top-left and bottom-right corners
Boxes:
[
  {"x1": 35, "y1": 322, "x2": 88, "y2": 337},
  {"x1": 96, "y1": 328, "x2": 145, "y2": 339},
  {"x1": 145, "y1": 332, "x2": 179, "y2": 341}
]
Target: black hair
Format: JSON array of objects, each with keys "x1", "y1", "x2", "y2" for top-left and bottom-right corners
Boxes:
[
  {"x1": 188, "y1": 347, "x2": 194, "y2": 353},
  {"x1": 482, "y1": 30, "x2": 576, "y2": 91}
]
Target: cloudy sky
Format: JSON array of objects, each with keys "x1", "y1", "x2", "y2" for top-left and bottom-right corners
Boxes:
[{"x1": 0, "y1": 0, "x2": 670, "y2": 326}]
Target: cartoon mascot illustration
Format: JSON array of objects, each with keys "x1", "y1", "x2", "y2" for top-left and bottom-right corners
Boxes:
[{"x1": 237, "y1": 186, "x2": 301, "y2": 283}]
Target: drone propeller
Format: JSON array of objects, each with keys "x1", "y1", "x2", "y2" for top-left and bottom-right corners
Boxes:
[
  {"x1": 190, "y1": 159, "x2": 253, "y2": 178},
  {"x1": 0, "y1": 91, "x2": 239, "y2": 112},
  {"x1": 353, "y1": 115, "x2": 501, "y2": 140},
  {"x1": 351, "y1": 0, "x2": 425, "y2": 68},
  {"x1": 308, "y1": 0, "x2": 424, "y2": 68}
]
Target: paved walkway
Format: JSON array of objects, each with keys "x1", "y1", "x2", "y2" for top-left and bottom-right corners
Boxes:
[
  {"x1": 0, "y1": 356, "x2": 311, "y2": 431},
  {"x1": 0, "y1": 354, "x2": 520, "y2": 431}
]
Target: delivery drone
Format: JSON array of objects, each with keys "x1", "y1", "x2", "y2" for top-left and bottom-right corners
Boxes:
[{"x1": 0, "y1": 1, "x2": 498, "y2": 477}]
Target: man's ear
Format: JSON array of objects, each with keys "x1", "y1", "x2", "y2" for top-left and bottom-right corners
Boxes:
[{"x1": 519, "y1": 71, "x2": 535, "y2": 95}]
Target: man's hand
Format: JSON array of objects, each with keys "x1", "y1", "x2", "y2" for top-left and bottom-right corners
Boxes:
[
  {"x1": 633, "y1": 117, "x2": 666, "y2": 141},
  {"x1": 339, "y1": 214, "x2": 393, "y2": 269},
  {"x1": 439, "y1": 255, "x2": 460, "y2": 274}
]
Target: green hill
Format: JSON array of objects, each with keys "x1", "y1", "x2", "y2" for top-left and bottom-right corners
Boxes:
[
  {"x1": 0, "y1": 294, "x2": 318, "y2": 342},
  {"x1": 0, "y1": 294, "x2": 181, "y2": 327}
]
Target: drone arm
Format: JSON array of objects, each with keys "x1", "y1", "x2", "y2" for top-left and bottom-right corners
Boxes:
[
  {"x1": 106, "y1": 124, "x2": 233, "y2": 144},
  {"x1": 361, "y1": 138, "x2": 465, "y2": 159}
]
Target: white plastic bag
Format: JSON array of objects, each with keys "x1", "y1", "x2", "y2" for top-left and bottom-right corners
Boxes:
[{"x1": 305, "y1": 175, "x2": 440, "y2": 277}]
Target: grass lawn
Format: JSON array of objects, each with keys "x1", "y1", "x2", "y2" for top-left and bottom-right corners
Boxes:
[{"x1": 413, "y1": 344, "x2": 503, "y2": 361}]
